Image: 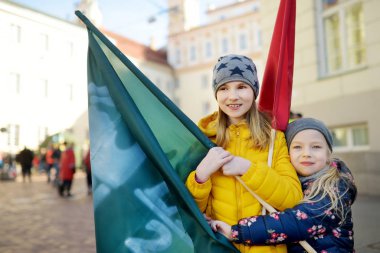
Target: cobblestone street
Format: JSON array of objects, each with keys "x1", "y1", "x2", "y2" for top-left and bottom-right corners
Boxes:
[
  {"x1": 0, "y1": 172, "x2": 95, "y2": 253},
  {"x1": 0, "y1": 171, "x2": 379, "y2": 253}
]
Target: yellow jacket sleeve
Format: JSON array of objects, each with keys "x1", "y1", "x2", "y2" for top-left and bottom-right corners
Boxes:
[
  {"x1": 185, "y1": 170, "x2": 212, "y2": 212},
  {"x1": 240, "y1": 131, "x2": 303, "y2": 211}
]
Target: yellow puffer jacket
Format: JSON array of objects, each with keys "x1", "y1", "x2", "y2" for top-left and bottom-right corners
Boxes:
[{"x1": 186, "y1": 112, "x2": 303, "y2": 253}]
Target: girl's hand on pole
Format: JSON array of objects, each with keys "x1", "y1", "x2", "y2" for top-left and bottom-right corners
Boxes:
[
  {"x1": 195, "y1": 147, "x2": 233, "y2": 183},
  {"x1": 222, "y1": 156, "x2": 251, "y2": 176}
]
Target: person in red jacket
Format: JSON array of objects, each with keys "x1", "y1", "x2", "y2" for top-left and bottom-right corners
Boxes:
[
  {"x1": 58, "y1": 142, "x2": 76, "y2": 197},
  {"x1": 45, "y1": 143, "x2": 55, "y2": 183}
]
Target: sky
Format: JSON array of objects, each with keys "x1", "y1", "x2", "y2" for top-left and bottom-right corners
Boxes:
[{"x1": 11, "y1": 0, "x2": 170, "y2": 48}]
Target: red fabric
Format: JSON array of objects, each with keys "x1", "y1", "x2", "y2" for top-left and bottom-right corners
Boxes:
[
  {"x1": 59, "y1": 148, "x2": 75, "y2": 180},
  {"x1": 258, "y1": 0, "x2": 296, "y2": 131},
  {"x1": 45, "y1": 149, "x2": 54, "y2": 165}
]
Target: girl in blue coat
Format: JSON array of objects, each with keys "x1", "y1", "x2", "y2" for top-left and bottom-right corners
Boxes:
[{"x1": 210, "y1": 118, "x2": 357, "y2": 252}]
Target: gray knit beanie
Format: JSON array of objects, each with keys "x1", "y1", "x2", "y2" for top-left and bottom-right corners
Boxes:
[
  {"x1": 285, "y1": 118, "x2": 333, "y2": 151},
  {"x1": 212, "y1": 54, "x2": 259, "y2": 98}
]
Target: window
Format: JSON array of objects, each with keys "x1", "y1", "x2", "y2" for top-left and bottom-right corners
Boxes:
[
  {"x1": 40, "y1": 33, "x2": 49, "y2": 51},
  {"x1": 7, "y1": 124, "x2": 20, "y2": 146},
  {"x1": 10, "y1": 24, "x2": 21, "y2": 43},
  {"x1": 7, "y1": 73, "x2": 21, "y2": 95},
  {"x1": 175, "y1": 49, "x2": 181, "y2": 65},
  {"x1": 331, "y1": 124, "x2": 369, "y2": 151},
  {"x1": 255, "y1": 28, "x2": 262, "y2": 49},
  {"x1": 317, "y1": 0, "x2": 366, "y2": 76},
  {"x1": 205, "y1": 42, "x2": 212, "y2": 58},
  {"x1": 189, "y1": 45, "x2": 196, "y2": 62},
  {"x1": 221, "y1": 38, "x2": 228, "y2": 53},
  {"x1": 239, "y1": 34, "x2": 247, "y2": 50},
  {"x1": 38, "y1": 79, "x2": 48, "y2": 98}
]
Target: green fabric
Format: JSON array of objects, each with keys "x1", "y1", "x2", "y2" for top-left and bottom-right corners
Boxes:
[{"x1": 76, "y1": 11, "x2": 238, "y2": 253}]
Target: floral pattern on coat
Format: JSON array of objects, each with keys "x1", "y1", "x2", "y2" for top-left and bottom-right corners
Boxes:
[{"x1": 231, "y1": 159, "x2": 357, "y2": 253}]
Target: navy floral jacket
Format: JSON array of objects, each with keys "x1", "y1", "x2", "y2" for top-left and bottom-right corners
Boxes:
[{"x1": 231, "y1": 159, "x2": 357, "y2": 253}]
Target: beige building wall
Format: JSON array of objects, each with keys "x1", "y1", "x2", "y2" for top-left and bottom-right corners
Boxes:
[
  {"x1": 169, "y1": 0, "x2": 263, "y2": 121},
  {"x1": 0, "y1": 1, "x2": 176, "y2": 156},
  {"x1": 261, "y1": 0, "x2": 380, "y2": 195}
]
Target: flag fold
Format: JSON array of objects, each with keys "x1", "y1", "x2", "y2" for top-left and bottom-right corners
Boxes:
[{"x1": 75, "y1": 11, "x2": 238, "y2": 253}]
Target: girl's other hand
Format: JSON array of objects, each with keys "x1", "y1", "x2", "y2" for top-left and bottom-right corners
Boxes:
[
  {"x1": 195, "y1": 147, "x2": 233, "y2": 183},
  {"x1": 222, "y1": 156, "x2": 251, "y2": 176}
]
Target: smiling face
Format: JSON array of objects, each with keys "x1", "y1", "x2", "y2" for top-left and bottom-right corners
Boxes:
[
  {"x1": 216, "y1": 81, "x2": 255, "y2": 125},
  {"x1": 289, "y1": 129, "x2": 331, "y2": 177}
]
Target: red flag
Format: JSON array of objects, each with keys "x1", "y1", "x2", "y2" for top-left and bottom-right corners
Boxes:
[{"x1": 258, "y1": 0, "x2": 296, "y2": 131}]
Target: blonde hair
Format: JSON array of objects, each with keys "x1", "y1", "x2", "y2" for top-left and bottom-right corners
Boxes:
[
  {"x1": 301, "y1": 156, "x2": 354, "y2": 223},
  {"x1": 215, "y1": 102, "x2": 272, "y2": 149}
]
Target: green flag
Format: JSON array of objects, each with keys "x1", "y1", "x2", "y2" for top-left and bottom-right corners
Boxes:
[{"x1": 75, "y1": 11, "x2": 238, "y2": 253}]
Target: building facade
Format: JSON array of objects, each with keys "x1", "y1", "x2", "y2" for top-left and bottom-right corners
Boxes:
[
  {"x1": 2, "y1": 0, "x2": 379, "y2": 195},
  {"x1": 168, "y1": 0, "x2": 262, "y2": 121},
  {"x1": 0, "y1": 0, "x2": 175, "y2": 157},
  {"x1": 0, "y1": 0, "x2": 88, "y2": 154},
  {"x1": 260, "y1": 0, "x2": 380, "y2": 195}
]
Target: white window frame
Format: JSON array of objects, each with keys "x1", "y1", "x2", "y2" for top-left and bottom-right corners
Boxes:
[
  {"x1": 239, "y1": 33, "x2": 247, "y2": 51},
  {"x1": 8, "y1": 73, "x2": 21, "y2": 95},
  {"x1": 316, "y1": 0, "x2": 366, "y2": 77},
  {"x1": 189, "y1": 45, "x2": 197, "y2": 62},
  {"x1": 204, "y1": 41, "x2": 212, "y2": 59},
  {"x1": 10, "y1": 24, "x2": 22, "y2": 44},
  {"x1": 331, "y1": 124, "x2": 369, "y2": 152},
  {"x1": 7, "y1": 124, "x2": 20, "y2": 146},
  {"x1": 221, "y1": 38, "x2": 229, "y2": 54}
]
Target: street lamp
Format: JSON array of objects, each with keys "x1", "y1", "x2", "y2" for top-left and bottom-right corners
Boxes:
[{"x1": 147, "y1": 5, "x2": 179, "y2": 23}]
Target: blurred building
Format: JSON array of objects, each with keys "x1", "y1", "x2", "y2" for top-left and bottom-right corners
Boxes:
[
  {"x1": 2, "y1": 0, "x2": 379, "y2": 195},
  {"x1": 0, "y1": 0, "x2": 175, "y2": 156},
  {"x1": 260, "y1": 0, "x2": 380, "y2": 195},
  {"x1": 167, "y1": 0, "x2": 262, "y2": 120},
  {"x1": 0, "y1": 0, "x2": 88, "y2": 155}
]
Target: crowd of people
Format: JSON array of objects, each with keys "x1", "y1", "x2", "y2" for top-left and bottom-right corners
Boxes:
[{"x1": 0, "y1": 142, "x2": 92, "y2": 198}]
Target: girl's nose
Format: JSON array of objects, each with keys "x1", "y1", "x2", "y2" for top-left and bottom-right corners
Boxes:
[
  {"x1": 228, "y1": 89, "x2": 239, "y2": 99},
  {"x1": 302, "y1": 147, "x2": 311, "y2": 157}
]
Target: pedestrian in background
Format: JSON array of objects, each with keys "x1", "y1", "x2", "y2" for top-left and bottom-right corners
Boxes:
[
  {"x1": 83, "y1": 149, "x2": 92, "y2": 195},
  {"x1": 16, "y1": 146, "x2": 34, "y2": 182},
  {"x1": 45, "y1": 143, "x2": 55, "y2": 183},
  {"x1": 52, "y1": 144, "x2": 61, "y2": 186},
  {"x1": 58, "y1": 142, "x2": 76, "y2": 197}
]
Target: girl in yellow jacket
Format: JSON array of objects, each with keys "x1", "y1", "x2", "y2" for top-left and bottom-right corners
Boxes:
[{"x1": 185, "y1": 54, "x2": 303, "y2": 253}]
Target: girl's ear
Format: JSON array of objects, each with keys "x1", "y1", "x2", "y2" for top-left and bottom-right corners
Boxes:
[{"x1": 326, "y1": 149, "x2": 332, "y2": 165}]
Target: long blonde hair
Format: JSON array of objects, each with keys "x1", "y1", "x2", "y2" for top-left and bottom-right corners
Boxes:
[
  {"x1": 301, "y1": 158, "x2": 356, "y2": 223},
  {"x1": 215, "y1": 102, "x2": 272, "y2": 149}
]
